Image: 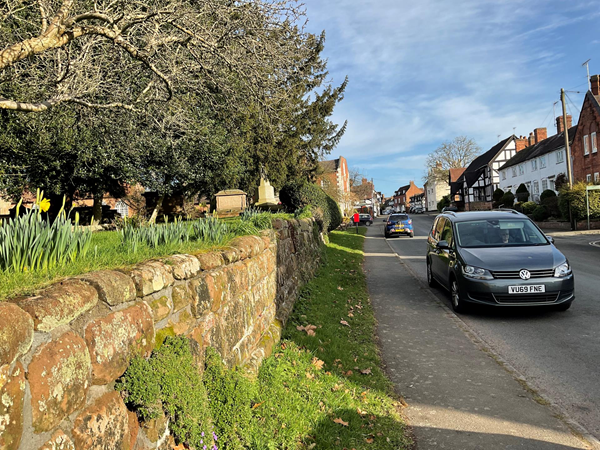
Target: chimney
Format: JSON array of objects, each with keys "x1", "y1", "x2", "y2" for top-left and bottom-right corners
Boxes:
[
  {"x1": 556, "y1": 115, "x2": 573, "y2": 134},
  {"x1": 516, "y1": 136, "x2": 528, "y2": 152},
  {"x1": 533, "y1": 127, "x2": 547, "y2": 144},
  {"x1": 591, "y1": 74, "x2": 600, "y2": 96},
  {"x1": 528, "y1": 132, "x2": 535, "y2": 146}
]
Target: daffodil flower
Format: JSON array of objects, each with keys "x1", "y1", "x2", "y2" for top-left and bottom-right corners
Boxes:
[{"x1": 39, "y1": 198, "x2": 51, "y2": 212}]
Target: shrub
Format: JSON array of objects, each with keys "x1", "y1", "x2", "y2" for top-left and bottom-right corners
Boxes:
[
  {"x1": 542, "y1": 195, "x2": 560, "y2": 218},
  {"x1": 500, "y1": 191, "x2": 515, "y2": 208},
  {"x1": 516, "y1": 183, "x2": 529, "y2": 202},
  {"x1": 559, "y1": 181, "x2": 600, "y2": 221},
  {"x1": 437, "y1": 195, "x2": 450, "y2": 212},
  {"x1": 540, "y1": 189, "x2": 557, "y2": 203},
  {"x1": 492, "y1": 188, "x2": 505, "y2": 208},
  {"x1": 555, "y1": 173, "x2": 568, "y2": 191},
  {"x1": 532, "y1": 205, "x2": 549, "y2": 222},
  {"x1": 513, "y1": 202, "x2": 523, "y2": 212},
  {"x1": 280, "y1": 181, "x2": 340, "y2": 231},
  {"x1": 116, "y1": 336, "x2": 214, "y2": 448},
  {"x1": 521, "y1": 201, "x2": 538, "y2": 215},
  {"x1": 203, "y1": 347, "x2": 255, "y2": 449},
  {"x1": 0, "y1": 194, "x2": 92, "y2": 273}
]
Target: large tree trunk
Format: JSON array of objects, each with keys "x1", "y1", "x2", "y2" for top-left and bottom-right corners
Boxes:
[
  {"x1": 92, "y1": 193, "x2": 103, "y2": 224},
  {"x1": 149, "y1": 194, "x2": 165, "y2": 224}
]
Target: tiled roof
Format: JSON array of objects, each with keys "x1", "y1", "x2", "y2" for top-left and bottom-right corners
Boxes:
[
  {"x1": 449, "y1": 168, "x2": 466, "y2": 183},
  {"x1": 319, "y1": 159, "x2": 339, "y2": 172},
  {"x1": 466, "y1": 136, "x2": 513, "y2": 173},
  {"x1": 499, "y1": 126, "x2": 577, "y2": 170}
]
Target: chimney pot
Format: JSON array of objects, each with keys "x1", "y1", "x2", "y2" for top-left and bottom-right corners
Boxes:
[
  {"x1": 591, "y1": 74, "x2": 600, "y2": 96},
  {"x1": 528, "y1": 132, "x2": 535, "y2": 146}
]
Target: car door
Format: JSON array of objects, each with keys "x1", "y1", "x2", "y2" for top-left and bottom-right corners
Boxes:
[
  {"x1": 430, "y1": 217, "x2": 447, "y2": 281},
  {"x1": 436, "y1": 219, "x2": 456, "y2": 288}
]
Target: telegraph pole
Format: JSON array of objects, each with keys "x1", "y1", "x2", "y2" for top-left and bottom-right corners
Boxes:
[{"x1": 561, "y1": 88, "x2": 575, "y2": 230}]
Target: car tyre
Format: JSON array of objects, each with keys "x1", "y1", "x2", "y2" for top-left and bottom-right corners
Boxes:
[
  {"x1": 555, "y1": 300, "x2": 572, "y2": 312},
  {"x1": 409, "y1": 232, "x2": 414, "y2": 238},
  {"x1": 427, "y1": 260, "x2": 437, "y2": 288},
  {"x1": 451, "y1": 279, "x2": 468, "y2": 313},
  {"x1": 366, "y1": 221, "x2": 371, "y2": 226}
]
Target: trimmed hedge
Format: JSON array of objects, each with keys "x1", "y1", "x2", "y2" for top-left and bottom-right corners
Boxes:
[
  {"x1": 500, "y1": 191, "x2": 515, "y2": 208},
  {"x1": 280, "y1": 181, "x2": 342, "y2": 231},
  {"x1": 558, "y1": 182, "x2": 600, "y2": 221},
  {"x1": 516, "y1": 183, "x2": 529, "y2": 202},
  {"x1": 521, "y1": 201, "x2": 537, "y2": 215}
]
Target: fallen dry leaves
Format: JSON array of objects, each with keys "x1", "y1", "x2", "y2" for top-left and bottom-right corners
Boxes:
[
  {"x1": 340, "y1": 320, "x2": 350, "y2": 327},
  {"x1": 311, "y1": 357, "x2": 324, "y2": 370},
  {"x1": 333, "y1": 417, "x2": 349, "y2": 426},
  {"x1": 296, "y1": 324, "x2": 317, "y2": 336}
]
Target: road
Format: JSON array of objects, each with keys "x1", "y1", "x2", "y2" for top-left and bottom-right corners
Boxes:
[{"x1": 376, "y1": 213, "x2": 600, "y2": 443}]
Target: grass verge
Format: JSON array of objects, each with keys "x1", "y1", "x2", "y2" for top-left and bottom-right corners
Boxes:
[{"x1": 247, "y1": 228, "x2": 412, "y2": 449}]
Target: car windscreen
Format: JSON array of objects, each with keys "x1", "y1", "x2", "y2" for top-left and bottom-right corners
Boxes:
[
  {"x1": 455, "y1": 219, "x2": 549, "y2": 247},
  {"x1": 389, "y1": 214, "x2": 408, "y2": 222}
]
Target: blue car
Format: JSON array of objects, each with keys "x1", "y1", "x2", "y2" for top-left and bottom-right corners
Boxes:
[{"x1": 384, "y1": 213, "x2": 414, "y2": 238}]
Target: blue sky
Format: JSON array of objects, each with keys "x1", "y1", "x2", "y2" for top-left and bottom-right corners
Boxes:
[{"x1": 301, "y1": 0, "x2": 600, "y2": 196}]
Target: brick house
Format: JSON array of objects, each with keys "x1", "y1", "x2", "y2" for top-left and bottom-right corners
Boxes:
[
  {"x1": 571, "y1": 75, "x2": 600, "y2": 183},
  {"x1": 449, "y1": 168, "x2": 466, "y2": 204},
  {"x1": 393, "y1": 181, "x2": 423, "y2": 211},
  {"x1": 317, "y1": 156, "x2": 351, "y2": 212}
]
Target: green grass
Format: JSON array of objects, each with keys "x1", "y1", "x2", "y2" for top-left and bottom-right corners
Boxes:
[
  {"x1": 0, "y1": 230, "x2": 238, "y2": 301},
  {"x1": 247, "y1": 228, "x2": 412, "y2": 449}
]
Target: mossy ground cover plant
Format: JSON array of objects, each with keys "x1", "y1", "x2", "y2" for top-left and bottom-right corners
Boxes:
[{"x1": 116, "y1": 228, "x2": 411, "y2": 449}]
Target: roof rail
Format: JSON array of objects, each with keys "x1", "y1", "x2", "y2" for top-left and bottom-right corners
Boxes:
[
  {"x1": 444, "y1": 211, "x2": 457, "y2": 216},
  {"x1": 493, "y1": 208, "x2": 522, "y2": 214}
]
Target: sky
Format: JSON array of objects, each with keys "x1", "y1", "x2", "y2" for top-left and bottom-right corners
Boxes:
[{"x1": 301, "y1": 0, "x2": 600, "y2": 197}]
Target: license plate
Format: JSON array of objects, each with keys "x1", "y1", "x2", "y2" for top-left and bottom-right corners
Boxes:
[{"x1": 508, "y1": 285, "x2": 545, "y2": 294}]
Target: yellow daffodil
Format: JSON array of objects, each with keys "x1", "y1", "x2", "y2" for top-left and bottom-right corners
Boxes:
[{"x1": 39, "y1": 197, "x2": 51, "y2": 213}]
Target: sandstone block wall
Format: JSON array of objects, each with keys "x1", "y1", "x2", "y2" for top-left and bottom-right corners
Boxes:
[{"x1": 0, "y1": 218, "x2": 321, "y2": 450}]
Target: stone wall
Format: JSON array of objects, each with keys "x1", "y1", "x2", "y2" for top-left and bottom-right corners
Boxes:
[{"x1": 0, "y1": 218, "x2": 321, "y2": 450}]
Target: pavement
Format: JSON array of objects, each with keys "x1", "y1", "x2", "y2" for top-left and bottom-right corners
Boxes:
[{"x1": 363, "y1": 221, "x2": 594, "y2": 449}]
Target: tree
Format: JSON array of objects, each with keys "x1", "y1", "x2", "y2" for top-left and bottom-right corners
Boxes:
[
  {"x1": 425, "y1": 136, "x2": 481, "y2": 183},
  {"x1": 0, "y1": 0, "x2": 316, "y2": 116},
  {"x1": 516, "y1": 183, "x2": 529, "y2": 202}
]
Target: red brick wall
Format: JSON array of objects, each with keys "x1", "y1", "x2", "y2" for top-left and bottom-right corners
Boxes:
[
  {"x1": 405, "y1": 182, "x2": 424, "y2": 206},
  {"x1": 572, "y1": 95, "x2": 600, "y2": 182}
]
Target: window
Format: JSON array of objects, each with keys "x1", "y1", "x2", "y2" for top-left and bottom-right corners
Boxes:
[
  {"x1": 584, "y1": 135, "x2": 590, "y2": 155},
  {"x1": 587, "y1": 174, "x2": 592, "y2": 182},
  {"x1": 519, "y1": 164, "x2": 525, "y2": 176},
  {"x1": 512, "y1": 167, "x2": 517, "y2": 177},
  {"x1": 540, "y1": 155, "x2": 546, "y2": 168},
  {"x1": 531, "y1": 159, "x2": 537, "y2": 171},
  {"x1": 556, "y1": 150, "x2": 564, "y2": 163},
  {"x1": 593, "y1": 132, "x2": 598, "y2": 153},
  {"x1": 115, "y1": 200, "x2": 129, "y2": 218},
  {"x1": 549, "y1": 179, "x2": 555, "y2": 191},
  {"x1": 533, "y1": 181, "x2": 539, "y2": 194},
  {"x1": 502, "y1": 170, "x2": 506, "y2": 180},
  {"x1": 441, "y1": 220, "x2": 454, "y2": 246},
  {"x1": 595, "y1": 173, "x2": 599, "y2": 182},
  {"x1": 542, "y1": 179, "x2": 548, "y2": 191}
]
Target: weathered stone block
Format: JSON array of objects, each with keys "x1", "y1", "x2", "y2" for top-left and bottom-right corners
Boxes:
[
  {"x1": 204, "y1": 269, "x2": 230, "y2": 312},
  {"x1": 72, "y1": 391, "x2": 131, "y2": 450},
  {"x1": 129, "y1": 261, "x2": 174, "y2": 297},
  {"x1": 220, "y1": 247, "x2": 240, "y2": 264},
  {"x1": 188, "y1": 312, "x2": 217, "y2": 350},
  {"x1": 79, "y1": 270, "x2": 136, "y2": 306},
  {"x1": 245, "y1": 257, "x2": 263, "y2": 288},
  {"x1": 28, "y1": 332, "x2": 91, "y2": 433},
  {"x1": 0, "y1": 303, "x2": 33, "y2": 366},
  {"x1": 168, "y1": 309, "x2": 194, "y2": 335},
  {"x1": 141, "y1": 410, "x2": 167, "y2": 443},
  {"x1": 84, "y1": 303, "x2": 154, "y2": 385},
  {"x1": 147, "y1": 296, "x2": 172, "y2": 323},
  {"x1": 195, "y1": 252, "x2": 224, "y2": 271},
  {"x1": 189, "y1": 277, "x2": 212, "y2": 318},
  {"x1": 171, "y1": 283, "x2": 192, "y2": 312},
  {"x1": 227, "y1": 262, "x2": 249, "y2": 298},
  {"x1": 38, "y1": 430, "x2": 75, "y2": 450},
  {"x1": 14, "y1": 280, "x2": 98, "y2": 332},
  {"x1": 218, "y1": 299, "x2": 249, "y2": 353},
  {"x1": 0, "y1": 363, "x2": 25, "y2": 450},
  {"x1": 165, "y1": 254, "x2": 201, "y2": 280}
]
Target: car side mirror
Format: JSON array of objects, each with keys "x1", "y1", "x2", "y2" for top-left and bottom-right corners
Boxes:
[
  {"x1": 546, "y1": 235, "x2": 554, "y2": 244},
  {"x1": 437, "y1": 240, "x2": 450, "y2": 250}
]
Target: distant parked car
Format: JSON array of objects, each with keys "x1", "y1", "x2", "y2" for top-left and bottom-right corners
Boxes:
[
  {"x1": 358, "y1": 213, "x2": 373, "y2": 226},
  {"x1": 426, "y1": 210, "x2": 574, "y2": 313},
  {"x1": 384, "y1": 213, "x2": 414, "y2": 238},
  {"x1": 413, "y1": 206, "x2": 424, "y2": 214}
]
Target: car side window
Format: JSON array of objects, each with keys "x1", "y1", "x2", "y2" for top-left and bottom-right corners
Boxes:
[
  {"x1": 430, "y1": 218, "x2": 439, "y2": 240},
  {"x1": 434, "y1": 217, "x2": 446, "y2": 241},
  {"x1": 441, "y1": 220, "x2": 454, "y2": 247}
]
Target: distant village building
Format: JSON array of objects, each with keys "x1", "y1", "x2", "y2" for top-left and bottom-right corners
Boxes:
[
  {"x1": 424, "y1": 164, "x2": 451, "y2": 212},
  {"x1": 317, "y1": 156, "x2": 351, "y2": 213},
  {"x1": 571, "y1": 75, "x2": 600, "y2": 183},
  {"x1": 499, "y1": 119, "x2": 576, "y2": 200},
  {"x1": 393, "y1": 181, "x2": 423, "y2": 211}
]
